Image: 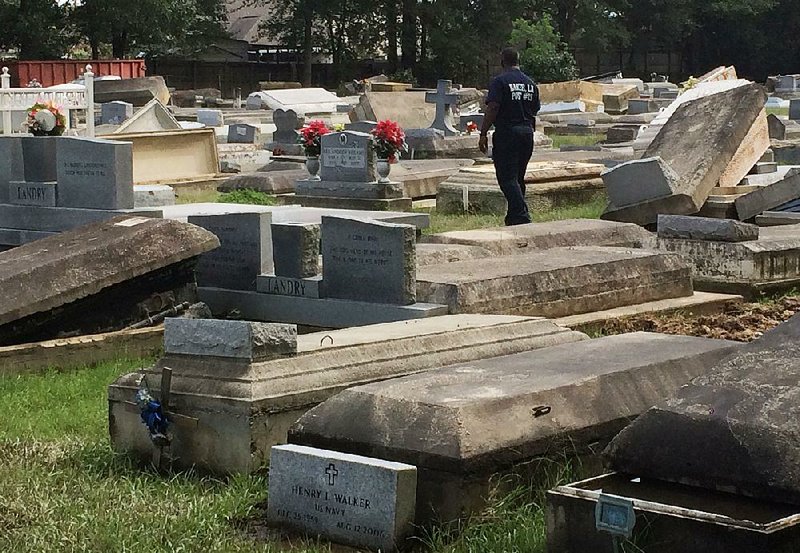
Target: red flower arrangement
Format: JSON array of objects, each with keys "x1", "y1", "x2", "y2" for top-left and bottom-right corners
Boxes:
[
  {"x1": 25, "y1": 101, "x2": 66, "y2": 136},
  {"x1": 465, "y1": 121, "x2": 479, "y2": 134},
  {"x1": 298, "y1": 120, "x2": 331, "y2": 157},
  {"x1": 370, "y1": 119, "x2": 408, "y2": 163}
]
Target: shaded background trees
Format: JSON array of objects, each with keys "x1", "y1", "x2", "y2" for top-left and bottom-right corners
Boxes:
[{"x1": 0, "y1": 0, "x2": 798, "y2": 87}]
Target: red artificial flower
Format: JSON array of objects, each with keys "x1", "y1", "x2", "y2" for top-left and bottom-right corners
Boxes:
[{"x1": 371, "y1": 119, "x2": 407, "y2": 161}]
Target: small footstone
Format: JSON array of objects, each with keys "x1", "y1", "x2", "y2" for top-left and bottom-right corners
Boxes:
[
  {"x1": 267, "y1": 444, "x2": 417, "y2": 552},
  {"x1": 657, "y1": 215, "x2": 759, "y2": 242},
  {"x1": 164, "y1": 318, "x2": 297, "y2": 361}
]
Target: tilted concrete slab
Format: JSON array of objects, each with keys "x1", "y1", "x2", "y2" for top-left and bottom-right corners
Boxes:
[
  {"x1": 0, "y1": 216, "x2": 219, "y2": 345},
  {"x1": 289, "y1": 332, "x2": 739, "y2": 522},
  {"x1": 604, "y1": 83, "x2": 767, "y2": 225},
  {"x1": 416, "y1": 246, "x2": 692, "y2": 317},
  {"x1": 606, "y1": 316, "x2": 800, "y2": 506},
  {"x1": 108, "y1": 315, "x2": 588, "y2": 473}
]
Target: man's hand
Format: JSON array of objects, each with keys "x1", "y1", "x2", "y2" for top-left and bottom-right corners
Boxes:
[{"x1": 479, "y1": 134, "x2": 488, "y2": 154}]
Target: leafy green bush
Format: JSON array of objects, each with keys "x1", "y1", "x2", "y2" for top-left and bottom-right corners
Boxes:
[{"x1": 510, "y1": 17, "x2": 579, "y2": 83}]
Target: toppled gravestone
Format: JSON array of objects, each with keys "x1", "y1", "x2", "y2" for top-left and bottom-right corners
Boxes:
[
  {"x1": 602, "y1": 83, "x2": 767, "y2": 226},
  {"x1": 0, "y1": 216, "x2": 219, "y2": 345},
  {"x1": 605, "y1": 314, "x2": 800, "y2": 505},
  {"x1": 657, "y1": 215, "x2": 759, "y2": 242}
]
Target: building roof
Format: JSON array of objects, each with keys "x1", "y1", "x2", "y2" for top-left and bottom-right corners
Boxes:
[{"x1": 226, "y1": 0, "x2": 278, "y2": 45}]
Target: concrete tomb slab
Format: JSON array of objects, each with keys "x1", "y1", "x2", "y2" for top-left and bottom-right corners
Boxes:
[
  {"x1": 735, "y1": 168, "x2": 800, "y2": 221},
  {"x1": 108, "y1": 315, "x2": 588, "y2": 473},
  {"x1": 0, "y1": 216, "x2": 219, "y2": 345},
  {"x1": 657, "y1": 215, "x2": 759, "y2": 242},
  {"x1": 289, "y1": 332, "x2": 739, "y2": 522},
  {"x1": 421, "y1": 219, "x2": 653, "y2": 256},
  {"x1": 416, "y1": 246, "x2": 692, "y2": 317},
  {"x1": 267, "y1": 444, "x2": 417, "y2": 552},
  {"x1": 134, "y1": 184, "x2": 175, "y2": 208},
  {"x1": 350, "y1": 92, "x2": 436, "y2": 130},
  {"x1": 654, "y1": 223, "x2": 800, "y2": 295},
  {"x1": 256, "y1": 88, "x2": 342, "y2": 114},
  {"x1": 606, "y1": 315, "x2": 800, "y2": 506},
  {"x1": 100, "y1": 101, "x2": 133, "y2": 125}
]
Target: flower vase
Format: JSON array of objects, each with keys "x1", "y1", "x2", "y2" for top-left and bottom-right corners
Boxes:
[
  {"x1": 305, "y1": 156, "x2": 321, "y2": 181},
  {"x1": 377, "y1": 159, "x2": 392, "y2": 184}
]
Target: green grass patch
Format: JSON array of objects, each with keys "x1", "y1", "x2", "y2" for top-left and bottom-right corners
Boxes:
[
  {"x1": 549, "y1": 134, "x2": 605, "y2": 149},
  {"x1": 0, "y1": 358, "x2": 592, "y2": 552},
  {"x1": 219, "y1": 189, "x2": 278, "y2": 206},
  {"x1": 767, "y1": 107, "x2": 789, "y2": 117},
  {"x1": 420, "y1": 196, "x2": 606, "y2": 235}
]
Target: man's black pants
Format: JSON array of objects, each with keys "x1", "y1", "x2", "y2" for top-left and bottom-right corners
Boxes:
[{"x1": 492, "y1": 125, "x2": 534, "y2": 226}]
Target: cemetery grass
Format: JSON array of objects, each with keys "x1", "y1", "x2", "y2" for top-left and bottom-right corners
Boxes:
[
  {"x1": 420, "y1": 196, "x2": 606, "y2": 234},
  {"x1": 0, "y1": 359, "x2": 583, "y2": 553}
]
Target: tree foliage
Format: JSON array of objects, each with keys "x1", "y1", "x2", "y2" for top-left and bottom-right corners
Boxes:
[{"x1": 510, "y1": 16, "x2": 578, "y2": 83}]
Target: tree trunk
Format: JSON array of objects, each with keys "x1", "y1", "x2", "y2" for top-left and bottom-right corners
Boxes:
[
  {"x1": 400, "y1": 0, "x2": 416, "y2": 69},
  {"x1": 386, "y1": 0, "x2": 398, "y2": 73},
  {"x1": 111, "y1": 30, "x2": 127, "y2": 59},
  {"x1": 302, "y1": 0, "x2": 313, "y2": 86},
  {"x1": 90, "y1": 36, "x2": 100, "y2": 60}
]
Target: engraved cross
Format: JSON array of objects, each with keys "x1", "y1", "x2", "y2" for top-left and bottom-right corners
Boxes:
[{"x1": 325, "y1": 463, "x2": 339, "y2": 486}]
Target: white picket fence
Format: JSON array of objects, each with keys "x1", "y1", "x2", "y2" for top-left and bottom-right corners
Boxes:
[{"x1": 0, "y1": 64, "x2": 95, "y2": 137}]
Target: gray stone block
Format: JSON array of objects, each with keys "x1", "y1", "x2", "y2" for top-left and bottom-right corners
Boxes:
[
  {"x1": 295, "y1": 180, "x2": 404, "y2": 200},
  {"x1": 267, "y1": 444, "x2": 417, "y2": 552},
  {"x1": 657, "y1": 215, "x2": 759, "y2": 242},
  {"x1": 197, "y1": 108, "x2": 224, "y2": 127},
  {"x1": 602, "y1": 157, "x2": 680, "y2": 208},
  {"x1": 791, "y1": 99, "x2": 800, "y2": 121},
  {"x1": 0, "y1": 135, "x2": 23, "y2": 203},
  {"x1": 164, "y1": 318, "x2": 297, "y2": 361},
  {"x1": 735, "y1": 168, "x2": 800, "y2": 221},
  {"x1": 345, "y1": 120, "x2": 378, "y2": 134},
  {"x1": 100, "y1": 101, "x2": 133, "y2": 125},
  {"x1": 322, "y1": 216, "x2": 416, "y2": 305},
  {"x1": 272, "y1": 222, "x2": 320, "y2": 278},
  {"x1": 133, "y1": 184, "x2": 175, "y2": 208},
  {"x1": 20, "y1": 135, "x2": 58, "y2": 182},
  {"x1": 189, "y1": 212, "x2": 273, "y2": 291},
  {"x1": 273, "y1": 109, "x2": 304, "y2": 143},
  {"x1": 56, "y1": 137, "x2": 135, "y2": 210}
]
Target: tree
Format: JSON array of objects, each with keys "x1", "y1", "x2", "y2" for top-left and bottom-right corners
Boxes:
[
  {"x1": 510, "y1": 16, "x2": 578, "y2": 82},
  {"x1": 0, "y1": 0, "x2": 75, "y2": 60},
  {"x1": 72, "y1": 0, "x2": 227, "y2": 59}
]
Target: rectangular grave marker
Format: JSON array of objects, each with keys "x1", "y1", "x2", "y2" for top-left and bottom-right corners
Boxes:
[
  {"x1": 9, "y1": 181, "x2": 57, "y2": 207},
  {"x1": 227, "y1": 123, "x2": 258, "y2": 144},
  {"x1": 267, "y1": 444, "x2": 417, "y2": 553},
  {"x1": 320, "y1": 131, "x2": 377, "y2": 183},
  {"x1": 0, "y1": 136, "x2": 23, "y2": 204},
  {"x1": 272, "y1": 222, "x2": 320, "y2": 279},
  {"x1": 56, "y1": 137, "x2": 134, "y2": 209},
  {"x1": 321, "y1": 216, "x2": 416, "y2": 305},
  {"x1": 189, "y1": 212, "x2": 273, "y2": 291}
]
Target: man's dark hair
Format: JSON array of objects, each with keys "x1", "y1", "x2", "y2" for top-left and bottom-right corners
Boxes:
[{"x1": 501, "y1": 47, "x2": 519, "y2": 68}]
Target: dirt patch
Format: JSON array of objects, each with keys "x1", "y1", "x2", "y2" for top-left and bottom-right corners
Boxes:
[{"x1": 596, "y1": 296, "x2": 800, "y2": 342}]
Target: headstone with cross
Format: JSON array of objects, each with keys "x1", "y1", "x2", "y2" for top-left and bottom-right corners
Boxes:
[{"x1": 425, "y1": 79, "x2": 460, "y2": 137}]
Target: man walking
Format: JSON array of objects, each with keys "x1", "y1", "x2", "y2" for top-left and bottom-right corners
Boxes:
[{"x1": 479, "y1": 47, "x2": 541, "y2": 226}]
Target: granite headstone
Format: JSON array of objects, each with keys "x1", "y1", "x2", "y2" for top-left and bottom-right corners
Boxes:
[
  {"x1": 321, "y1": 216, "x2": 416, "y2": 305},
  {"x1": 197, "y1": 108, "x2": 224, "y2": 127},
  {"x1": 267, "y1": 444, "x2": 417, "y2": 552},
  {"x1": 319, "y1": 131, "x2": 377, "y2": 183},
  {"x1": 227, "y1": 123, "x2": 258, "y2": 144},
  {"x1": 272, "y1": 222, "x2": 320, "y2": 279},
  {"x1": 101, "y1": 101, "x2": 134, "y2": 125},
  {"x1": 0, "y1": 135, "x2": 23, "y2": 204},
  {"x1": 273, "y1": 109, "x2": 305, "y2": 144},
  {"x1": 189, "y1": 212, "x2": 273, "y2": 290},
  {"x1": 164, "y1": 318, "x2": 297, "y2": 361},
  {"x1": 56, "y1": 137, "x2": 135, "y2": 209}
]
